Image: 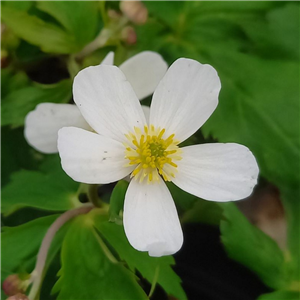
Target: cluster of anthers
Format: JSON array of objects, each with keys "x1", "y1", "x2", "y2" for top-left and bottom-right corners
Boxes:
[{"x1": 124, "y1": 125, "x2": 182, "y2": 183}]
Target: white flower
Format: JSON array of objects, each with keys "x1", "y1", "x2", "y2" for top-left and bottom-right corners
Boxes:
[
  {"x1": 57, "y1": 58, "x2": 259, "y2": 257},
  {"x1": 24, "y1": 51, "x2": 168, "y2": 153}
]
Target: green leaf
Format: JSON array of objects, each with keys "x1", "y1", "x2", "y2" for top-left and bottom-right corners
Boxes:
[
  {"x1": 93, "y1": 211, "x2": 187, "y2": 300},
  {"x1": 1, "y1": 79, "x2": 71, "y2": 127},
  {"x1": 181, "y1": 199, "x2": 223, "y2": 225},
  {"x1": 1, "y1": 4, "x2": 78, "y2": 54},
  {"x1": 202, "y1": 53, "x2": 299, "y2": 188},
  {"x1": 53, "y1": 213, "x2": 148, "y2": 300},
  {"x1": 36, "y1": 1, "x2": 100, "y2": 49},
  {"x1": 1, "y1": 215, "x2": 59, "y2": 275},
  {"x1": 220, "y1": 203, "x2": 286, "y2": 289},
  {"x1": 1, "y1": 1, "x2": 33, "y2": 11},
  {"x1": 1, "y1": 155, "x2": 81, "y2": 215},
  {"x1": 280, "y1": 187, "x2": 300, "y2": 284},
  {"x1": 1, "y1": 126, "x2": 39, "y2": 187},
  {"x1": 258, "y1": 290, "x2": 300, "y2": 300},
  {"x1": 239, "y1": 3, "x2": 300, "y2": 60},
  {"x1": 138, "y1": 2, "x2": 299, "y2": 189},
  {"x1": 1, "y1": 69, "x2": 29, "y2": 98},
  {"x1": 166, "y1": 182, "x2": 197, "y2": 212},
  {"x1": 145, "y1": 2, "x2": 186, "y2": 30},
  {"x1": 109, "y1": 180, "x2": 129, "y2": 223}
]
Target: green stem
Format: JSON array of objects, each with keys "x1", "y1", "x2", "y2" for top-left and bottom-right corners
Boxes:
[
  {"x1": 93, "y1": 230, "x2": 118, "y2": 264},
  {"x1": 99, "y1": 1, "x2": 108, "y2": 26},
  {"x1": 148, "y1": 264, "x2": 160, "y2": 298},
  {"x1": 88, "y1": 184, "x2": 101, "y2": 207},
  {"x1": 28, "y1": 204, "x2": 94, "y2": 300}
]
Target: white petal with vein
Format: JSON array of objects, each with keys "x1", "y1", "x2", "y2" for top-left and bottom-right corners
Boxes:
[
  {"x1": 124, "y1": 177, "x2": 183, "y2": 257},
  {"x1": 73, "y1": 65, "x2": 146, "y2": 142},
  {"x1": 150, "y1": 58, "x2": 221, "y2": 142},
  {"x1": 172, "y1": 143, "x2": 259, "y2": 201},
  {"x1": 58, "y1": 127, "x2": 133, "y2": 184}
]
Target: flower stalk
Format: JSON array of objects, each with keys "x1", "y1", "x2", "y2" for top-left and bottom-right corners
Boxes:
[{"x1": 28, "y1": 204, "x2": 94, "y2": 300}]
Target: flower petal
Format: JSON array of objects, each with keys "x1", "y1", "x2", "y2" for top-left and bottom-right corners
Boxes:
[
  {"x1": 123, "y1": 177, "x2": 183, "y2": 257},
  {"x1": 172, "y1": 143, "x2": 259, "y2": 201},
  {"x1": 24, "y1": 103, "x2": 91, "y2": 154},
  {"x1": 150, "y1": 58, "x2": 221, "y2": 142},
  {"x1": 100, "y1": 51, "x2": 114, "y2": 65},
  {"x1": 57, "y1": 127, "x2": 133, "y2": 184},
  {"x1": 73, "y1": 65, "x2": 146, "y2": 142},
  {"x1": 119, "y1": 51, "x2": 168, "y2": 100}
]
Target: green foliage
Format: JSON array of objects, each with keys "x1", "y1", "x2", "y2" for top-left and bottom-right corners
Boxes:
[
  {"x1": 258, "y1": 290, "x2": 300, "y2": 300},
  {"x1": 109, "y1": 180, "x2": 129, "y2": 223},
  {"x1": 1, "y1": 4, "x2": 76, "y2": 54},
  {"x1": 220, "y1": 202, "x2": 287, "y2": 289},
  {"x1": 181, "y1": 199, "x2": 223, "y2": 225},
  {"x1": 140, "y1": 1, "x2": 300, "y2": 189},
  {"x1": 1, "y1": 1, "x2": 100, "y2": 54},
  {"x1": 93, "y1": 212, "x2": 187, "y2": 300},
  {"x1": 2, "y1": 79, "x2": 72, "y2": 128},
  {"x1": 280, "y1": 187, "x2": 300, "y2": 284},
  {"x1": 52, "y1": 214, "x2": 148, "y2": 300},
  {"x1": 1, "y1": 2, "x2": 299, "y2": 299},
  {"x1": 1, "y1": 215, "x2": 59, "y2": 276},
  {"x1": 1, "y1": 126, "x2": 39, "y2": 187},
  {"x1": 36, "y1": 1, "x2": 100, "y2": 50},
  {"x1": 1, "y1": 155, "x2": 80, "y2": 215},
  {"x1": 1, "y1": 69, "x2": 30, "y2": 98},
  {"x1": 1, "y1": 1, "x2": 33, "y2": 11}
]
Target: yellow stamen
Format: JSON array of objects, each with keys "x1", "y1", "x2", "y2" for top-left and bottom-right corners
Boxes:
[{"x1": 124, "y1": 125, "x2": 182, "y2": 183}]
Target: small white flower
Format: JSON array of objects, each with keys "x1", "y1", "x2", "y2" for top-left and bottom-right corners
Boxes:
[
  {"x1": 24, "y1": 51, "x2": 168, "y2": 153},
  {"x1": 58, "y1": 58, "x2": 259, "y2": 257}
]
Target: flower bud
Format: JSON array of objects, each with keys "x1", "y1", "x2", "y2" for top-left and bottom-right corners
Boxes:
[
  {"x1": 121, "y1": 26, "x2": 137, "y2": 45},
  {"x1": 2, "y1": 275, "x2": 28, "y2": 296},
  {"x1": 120, "y1": 1, "x2": 148, "y2": 25},
  {"x1": 7, "y1": 293, "x2": 29, "y2": 300}
]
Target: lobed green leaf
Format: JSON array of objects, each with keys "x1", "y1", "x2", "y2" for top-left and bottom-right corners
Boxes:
[
  {"x1": 36, "y1": 1, "x2": 100, "y2": 50},
  {"x1": 1, "y1": 4, "x2": 77, "y2": 54},
  {"x1": 220, "y1": 202, "x2": 286, "y2": 290},
  {"x1": 1, "y1": 215, "x2": 59, "y2": 276},
  {"x1": 93, "y1": 211, "x2": 187, "y2": 300},
  {"x1": 1, "y1": 155, "x2": 80, "y2": 215},
  {"x1": 53, "y1": 213, "x2": 148, "y2": 300}
]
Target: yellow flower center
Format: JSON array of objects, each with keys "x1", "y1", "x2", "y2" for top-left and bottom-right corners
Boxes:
[{"x1": 124, "y1": 125, "x2": 182, "y2": 183}]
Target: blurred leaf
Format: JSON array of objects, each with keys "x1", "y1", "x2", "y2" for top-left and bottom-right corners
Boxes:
[
  {"x1": 53, "y1": 214, "x2": 148, "y2": 300},
  {"x1": 93, "y1": 212, "x2": 187, "y2": 300},
  {"x1": 140, "y1": 2, "x2": 300, "y2": 189},
  {"x1": 258, "y1": 290, "x2": 300, "y2": 300},
  {"x1": 145, "y1": 2, "x2": 186, "y2": 29},
  {"x1": 1, "y1": 79, "x2": 71, "y2": 128},
  {"x1": 1, "y1": 126, "x2": 39, "y2": 187},
  {"x1": 109, "y1": 180, "x2": 129, "y2": 223},
  {"x1": 1, "y1": 215, "x2": 59, "y2": 276},
  {"x1": 239, "y1": 3, "x2": 300, "y2": 60},
  {"x1": 280, "y1": 187, "x2": 300, "y2": 283},
  {"x1": 1, "y1": 69, "x2": 29, "y2": 98},
  {"x1": 1, "y1": 155, "x2": 80, "y2": 215},
  {"x1": 220, "y1": 203, "x2": 286, "y2": 289},
  {"x1": 1, "y1": 0, "x2": 33, "y2": 11},
  {"x1": 36, "y1": 1, "x2": 100, "y2": 49},
  {"x1": 202, "y1": 53, "x2": 300, "y2": 188},
  {"x1": 166, "y1": 182, "x2": 197, "y2": 212},
  {"x1": 181, "y1": 199, "x2": 223, "y2": 225},
  {"x1": 1, "y1": 4, "x2": 77, "y2": 54}
]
